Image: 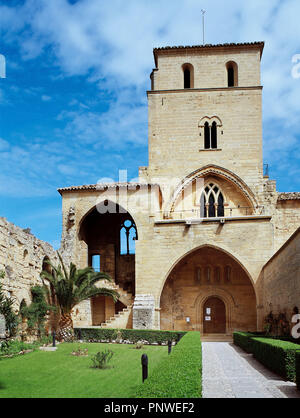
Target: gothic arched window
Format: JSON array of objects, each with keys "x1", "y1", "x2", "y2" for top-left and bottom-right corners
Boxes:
[
  {"x1": 120, "y1": 219, "x2": 137, "y2": 255},
  {"x1": 200, "y1": 184, "x2": 225, "y2": 218},
  {"x1": 204, "y1": 122, "x2": 218, "y2": 149}
]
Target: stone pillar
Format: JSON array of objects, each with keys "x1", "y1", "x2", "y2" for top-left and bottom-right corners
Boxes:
[
  {"x1": 0, "y1": 314, "x2": 6, "y2": 338},
  {"x1": 133, "y1": 295, "x2": 155, "y2": 330}
]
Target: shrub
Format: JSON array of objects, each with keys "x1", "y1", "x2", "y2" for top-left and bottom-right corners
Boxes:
[
  {"x1": 135, "y1": 331, "x2": 201, "y2": 398},
  {"x1": 0, "y1": 280, "x2": 19, "y2": 337},
  {"x1": 296, "y1": 351, "x2": 300, "y2": 390},
  {"x1": 0, "y1": 339, "x2": 42, "y2": 358},
  {"x1": 233, "y1": 332, "x2": 255, "y2": 353},
  {"x1": 234, "y1": 332, "x2": 300, "y2": 382},
  {"x1": 20, "y1": 286, "x2": 55, "y2": 337},
  {"x1": 91, "y1": 350, "x2": 114, "y2": 369},
  {"x1": 251, "y1": 337, "x2": 300, "y2": 381},
  {"x1": 74, "y1": 328, "x2": 186, "y2": 345}
]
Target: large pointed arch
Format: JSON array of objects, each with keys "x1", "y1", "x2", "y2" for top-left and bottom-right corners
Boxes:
[
  {"x1": 164, "y1": 164, "x2": 259, "y2": 218},
  {"x1": 158, "y1": 243, "x2": 257, "y2": 302},
  {"x1": 159, "y1": 244, "x2": 258, "y2": 333}
]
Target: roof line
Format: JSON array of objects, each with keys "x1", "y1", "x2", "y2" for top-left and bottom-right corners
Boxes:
[
  {"x1": 57, "y1": 182, "x2": 160, "y2": 195},
  {"x1": 153, "y1": 41, "x2": 265, "y2": 66}
]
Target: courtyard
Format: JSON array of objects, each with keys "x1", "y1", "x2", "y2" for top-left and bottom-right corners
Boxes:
[{"x1": 0, "y1": 342, "x2": 168, "y2": 398}]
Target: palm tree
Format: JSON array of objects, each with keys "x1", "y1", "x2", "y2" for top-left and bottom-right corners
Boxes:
[{"x1": 41, "y1": 253, "x2": 119, "y2": 341}]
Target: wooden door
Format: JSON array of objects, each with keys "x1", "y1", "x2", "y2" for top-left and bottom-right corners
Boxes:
[
  {"x1": 91, "y1": 296, "x2": 105, "y2": 326},
  {"x1": 203, "y1": 297, "x2": 226, "y2": 334}
]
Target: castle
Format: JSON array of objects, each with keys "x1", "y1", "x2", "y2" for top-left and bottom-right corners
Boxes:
[{"x1": 1, "y1": 42, "x2": 300, "y2": 336}]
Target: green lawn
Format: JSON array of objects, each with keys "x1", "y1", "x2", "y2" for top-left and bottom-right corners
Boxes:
[{"x1": 0, "y1": 342, "x2": 168, "y2": 398}]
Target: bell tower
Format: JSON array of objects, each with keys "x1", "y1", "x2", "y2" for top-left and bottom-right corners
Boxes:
[{"x1": 144, "y1": 42, "x2": 265, "y2": 192}]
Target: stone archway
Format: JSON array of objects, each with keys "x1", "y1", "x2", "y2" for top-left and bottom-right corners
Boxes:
[
  {"x1": 160, "y1": 246, "x2": 257, "y2": 334},
  {"x1": 78, "y1": 202, "x2": 137, "y2": 327}
]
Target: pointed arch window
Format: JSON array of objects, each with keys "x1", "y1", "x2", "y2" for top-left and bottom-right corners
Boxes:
[
  {"x1": 120, "y1": 219, "x2": 137, "y2": 255},
  {"x1": 200, "y1": 184, "x2": 225, "y2": 218}
]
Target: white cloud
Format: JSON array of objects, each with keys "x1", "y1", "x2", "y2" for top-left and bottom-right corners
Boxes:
[
  {"x1": 0, "y1": 0, "x2": 300, "y2": 192},
  {"x1": 41, "y1": 94, "x2": 51, "y2": 101},
  {"x1": 0, "y1": 138, "x2": 10, "y2": 151}
]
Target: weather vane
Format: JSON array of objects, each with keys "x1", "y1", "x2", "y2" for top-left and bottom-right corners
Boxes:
[{"x1": 201, "y1": 9, "x2": 206, "y2": 45}]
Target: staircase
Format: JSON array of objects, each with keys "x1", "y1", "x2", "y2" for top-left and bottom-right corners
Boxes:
[
  {"x1": 100, "y1": 280, "x2": 134, "y2": 329},
  {"x1": 102, "y1": 280, "x2": 133, "y2": 307},
  {"x1": 100, "y1": 305, "x2": 133, "y2": 329}
]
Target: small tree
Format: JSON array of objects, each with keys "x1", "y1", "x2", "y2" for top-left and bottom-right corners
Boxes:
[
  {"x1": 41, "y1": 253, "x2": 119, "y2": 341},
  {"x1": 20, "y1": 286, "x2": 56, "y2": 338},
  {"x1": 0, "y1": 271, "x2": 19, "y2": 337}
]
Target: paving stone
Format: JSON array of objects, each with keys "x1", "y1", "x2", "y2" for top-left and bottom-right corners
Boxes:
[{"x1": 202, "y1": 342, "x2": 300, "y2": 399}]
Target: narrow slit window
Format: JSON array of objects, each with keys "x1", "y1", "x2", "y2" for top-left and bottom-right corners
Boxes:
[
  {"x1": 206, "y1": 266, "x2": 211, "y2": 282},
  {"x1": 225, "y1": 266, "x2": 231, "y2": 282},
  {"x1": 215, "y1": 267, "x2": 221, "y2": 283}
]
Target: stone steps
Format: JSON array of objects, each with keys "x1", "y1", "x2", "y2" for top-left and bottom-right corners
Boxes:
[
  {"x1": 100, "y1": 305, "x2": 133, "y2": 329},
  {"x1": 102, "y1": 280, "x2": 134, "y2": 306},
  {"x1": 201, "y1": 334, "x2": 233, "y2": 342}
]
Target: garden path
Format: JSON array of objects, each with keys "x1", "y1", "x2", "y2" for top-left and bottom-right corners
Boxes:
[{"x1": 202, "y1": 342, "x2": 300, "y2": 398}]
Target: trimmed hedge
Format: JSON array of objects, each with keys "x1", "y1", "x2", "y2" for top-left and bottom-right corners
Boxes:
[
  {"x1": 135, "y1": 331, "x2": 202, "y2": 398},
  {"x1": 296, "y1": 352, "x2": 300, "y2": 390},
  {"x1": 234, "y1": 332, "x2": 300, "y2": 381},
  {"x1": 233, "y1": 332, "x2": 255, "y2": 353},
  {"x1": 74, "y1": 328, "x2": 186, "y2": 345}
]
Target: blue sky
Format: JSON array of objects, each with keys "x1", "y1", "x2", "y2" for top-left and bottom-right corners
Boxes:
[{"x1": 0, "y1": 0, "x2": 299, "y2": 248}]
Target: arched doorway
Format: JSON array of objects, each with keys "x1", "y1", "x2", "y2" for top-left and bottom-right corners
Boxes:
[
  {"x1": 79, "y1": 202, "x2": 137, "y2": 327},
  {"x1": 203, "y1": 297, "x2": 226, "y2": 334},
  {"x1": 160, "y1": 245, "x2": 257, "y2": 334}
]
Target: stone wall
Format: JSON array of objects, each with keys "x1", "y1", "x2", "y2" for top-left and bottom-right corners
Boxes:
[
  {"x1": 257, "y1": 227, "x2": 300, "y2": 328},
  {"x1": 0, "y1": 217, "x2": 57, "y2": 311}
]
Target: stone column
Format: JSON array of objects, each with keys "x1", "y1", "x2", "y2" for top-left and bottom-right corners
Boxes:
[
  {"x1": 0, "y1": 314, "x2": 6, "y2": 338},
  {"x1": 133, "y1": 295, "x2": 155, "y2": 330}
]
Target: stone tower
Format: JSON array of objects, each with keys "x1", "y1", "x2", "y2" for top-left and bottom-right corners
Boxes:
[
  {"x1": 58, "y1": 42, "x2": 300, "y2": 335},
  {"x1": 143, "y1": 42, "x2": 265, "y2": 193}
]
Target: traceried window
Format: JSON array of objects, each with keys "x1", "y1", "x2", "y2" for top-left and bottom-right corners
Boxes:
[
  {"x1": 200, "y1": 184, "x2": 225, "y2": 218},
  {"x1": 120, "y1": 219, "x2": 137, "y2": 255}
]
